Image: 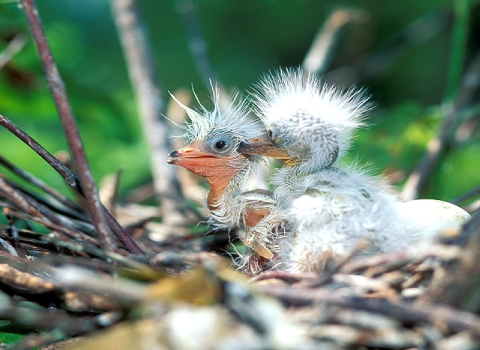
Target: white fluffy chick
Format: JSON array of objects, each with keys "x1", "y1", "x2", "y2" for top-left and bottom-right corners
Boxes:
[
  {"x1": 239, "y1": 68, "x2": 470, "y2": 273},
  {"x1": 167, "y1": 86, "x2": 273, "y2": 233}
]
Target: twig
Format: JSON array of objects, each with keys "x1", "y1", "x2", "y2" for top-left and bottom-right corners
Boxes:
[
  {"x1": 401, "y1": 45, "x2": 480, "y2": 200},
  {"x1": 302, "y1": 8, "x2": 367, "y2": 76},
  {"x1": 306, "y1": 239, "x2": 371, "y2": 287},
  {"x1": 443, "y1": 0, "x2": 470, "y2": 104},
  {"x1": 112, "y1": 0, "x2": 188, "y2": 231},
  {"x1": 341, "y1": 244, "x2": 461, "y2": 274},
  {"x1": 249, "y1": 271, "x2": 313, "y2": 284},
  {"x1": 0, "y1": 175, "x2": 97, "y2": 236},
  {"x1": 53, "y1": 266, "x2": 146, "y2": 303},
  {"x1": 176, "y1": 0, "x2": 228, "y2": 98},
  {"x1": 465, "y1": 199, "x2": 480, "y2": 214},
  {"x1": 0, "y1": 177, "x2": 53, "y2": 225},
  {"x1": 19, "y1": 0, "x2": 116, "y2": 252},
  {"x1": 310, "y1": 324, "x2": 424, "y2": 348},
  {"x1": 420, "y1": 212, "x2": 480, "y2": 310},
  {"x1": 12, "y1": 331, "x2": 67, "y2": 350},
  {"x1": 99, "y1": 168, "x2": 124, "y2": 216},
  {"x1": 0, "y1": 33, "x2": 28, "y2": 70},
  {"x1": 452, "y1": 184, "x2": 480, "y2": 205},
  {"x1": 5, "y1": 213, "x2": 25, "y2": 258},
  {"x1": 0, "y1": 303, "x2": 102, "y2": 335},
  {"x1": 400, "y1": 103, "x2": 457, "y2": 201},
  {"x1": 0, "y1": 263, "x2": 56, "y2": 292},
  {"x1": 258, "y1": 284, "x2": 480, "y2": 336},
  {"x1": 0, "y1": 113, "x2": 144, "y2": 254},
  {"x1": 325, "y1": 11, "x2": 448, "y2": 85},
  {"x1": 0, "y1": 154, "x2": 85, "y2": 215},
  {"x1": 0, "y1": 114, "x2": 80, "y2": 191},
  {"x1": 3, "y1": 208, "x2": 99, "y2": 246}
]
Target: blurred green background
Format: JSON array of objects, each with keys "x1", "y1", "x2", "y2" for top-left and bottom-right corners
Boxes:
[{"x1": 0, "y1": 0, "x2": 479, "y2": 205}]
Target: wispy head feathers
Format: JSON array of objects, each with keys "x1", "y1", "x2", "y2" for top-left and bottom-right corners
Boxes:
[
  {"x1": 170, "y1": 84, "x2": 262, "y2": 144},
  {"x1": 251, "y1": 68, "x2": 374, "y2": 172}
]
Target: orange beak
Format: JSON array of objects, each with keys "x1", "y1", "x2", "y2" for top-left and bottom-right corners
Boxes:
[
  {"x1": 168, "y1": 141, "x2": 244, "y2": 177},
  {"x1": 238, "y1": 133, "x2": 299, "y2": 166},
  {"x1": 168, "y1": 141, "x2": 246, "y2": 208}
]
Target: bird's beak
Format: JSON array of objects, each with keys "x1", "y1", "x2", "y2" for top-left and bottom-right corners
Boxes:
[
  {"x1": 167, "y1": 143, "x2": 211, "y2": 165},
  {"x1": 238, "y1": 133, "x2": 300, "y2": 166},
  {"x1": 168, "y1": 141, "x2": 246, "y2": 210},
  {"x1": 168, "y1": 142, "x2": 228, "y2": 172},
  {"x1": 168, "y1": 142, "x2": 243, "y2": 184}
]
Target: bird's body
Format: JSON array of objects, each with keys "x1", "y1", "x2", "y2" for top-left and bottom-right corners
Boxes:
[
  {"x1": 239, "y1": 68, "x2": 470, "y2": 273},
  {"x1": 166, "y1": 86, "x2": 274, "y2": 249}
]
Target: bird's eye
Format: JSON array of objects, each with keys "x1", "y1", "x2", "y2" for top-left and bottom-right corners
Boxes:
[
  {"x1": 215, "y1": 140, "x2": 227, "y2": 150},
  {"x1": 206, "y1": 130, "x2": 238, "y2": 155},
  {"x1": 267, "y1": 126, "x2": 280, "y2": 144},
  {"x1": 208, "y1": 136, "x2": 233, "y2": 154}
]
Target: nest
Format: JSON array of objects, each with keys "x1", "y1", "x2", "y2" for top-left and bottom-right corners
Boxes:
[
  {"x1": 1, "y1": 1, "x2": 480, "y2": 349},
  {"x1": 1, "y1": 152, "x2": 480, "y2": 349}
]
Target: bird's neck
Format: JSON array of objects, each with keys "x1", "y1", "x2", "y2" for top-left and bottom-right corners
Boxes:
[
  {"x1": 272, "y1": 165, "x2": 341, "y2": 207},
  {"x1": 207, "y1": 177, "x2": 233, "y2": 210},
  {"x1": 206, "y1": 166, "x2": 251, "y2": 228}
]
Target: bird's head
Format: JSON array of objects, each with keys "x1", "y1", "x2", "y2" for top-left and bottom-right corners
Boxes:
[
  {"x1": 238, "y1": 69, "x2": 372, "y2": 174},
  {"x1": 167, "y1": 85, "x2": 262, "y2": 206}
]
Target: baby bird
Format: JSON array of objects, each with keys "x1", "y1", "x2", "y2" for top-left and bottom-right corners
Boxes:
[
  {"x1": 239, "y1": 68, "x2": 470, "y2": 272},
  {"x1": 167, "y1": 86, "x2": 274, "y2": 256}
]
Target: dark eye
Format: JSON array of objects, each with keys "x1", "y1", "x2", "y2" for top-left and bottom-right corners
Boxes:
[
  {"x1": 267, "y1": 126, "x2": 280, "y2": 144},
  {"x1": 215, "y1": 140, "x2": 227, "y2": 150},
  {"x1": 209, "y1": 137, "x2": 232, "y2": 154},
  {"x1": 206, "y1": 130, "x2": 237, "y2": 155}
]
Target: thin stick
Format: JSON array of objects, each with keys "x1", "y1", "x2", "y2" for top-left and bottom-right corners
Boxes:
[
  {"x1": 7, "y1": 212, "x2": 98, "y2": 247},
  {"x1": 420, "y1": 211, "x2": 480, "y2": 308},
  {"x1": 177, "y1": 0, "x2": 223, "y2": 88},
  {"x1": 400, "y1": 103, "x2": 457, "y2": 200},
  {"x1": 0, "y1": 114, "x2": 80, "y2": 191},
  {"x1": 0, "y1": 154, "x2": 83, "y2": 213},
  {"x1": 401, "y1": 46, "x2": 480, "y2": 200},
  {"x1": 0, "y1": 33, "x2": 28, "y2": 70},
  {"x1": 19, "y1": 0, "x2": 116, "y2": 252},
  {"x1": 444, "y1": 0, "x2": 470, "y2": 104},
  {"x1": 0, "y1": 113, "x2": 144, "y2": 254},
  {"x1": 176, "y1": 0, "x2": 233, "y2": 109},
  {"x1": 258, "y1": 284, "x2": 480, "y2": 337},
  {"x1": 112, "y1": 0, "x2": 188, "y2": 230},
  {"x1": 302, "y1": 8, "x2": 366, "y2": 76},
  {"x1": 452, "y1": 184, "x2": 480, "y2": 205},
  {"x1": 0, "y1": 303, "x2": 102, "y2": 336},
  {"x1": 325, "y1": 11, "x2": 448, "y2": 85}
]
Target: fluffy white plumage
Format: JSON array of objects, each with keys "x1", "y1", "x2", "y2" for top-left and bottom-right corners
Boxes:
[
  {"x1": 241, "y1": 68, "x2": 470, "y2": 273},
  {"x1": 168, "y1": 85, "x2": 271, "y2": 231},
  {"x1": 171, "y1": 86, "x2": 260, "y2": 144},
  {"x1": 253, "y1": 69, "x2": 371, "y2": 176}
]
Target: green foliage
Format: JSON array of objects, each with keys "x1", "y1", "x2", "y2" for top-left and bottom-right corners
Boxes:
[
  {"x1": 0, "y1": 0, "x2": 479, "y2": 204},
  {"x1": 0, "y1": 322, "x2": 37, "y2": 345}
]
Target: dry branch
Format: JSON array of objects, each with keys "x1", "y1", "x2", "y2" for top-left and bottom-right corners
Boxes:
[
  {"x1": 19, "y1": 0, "x2": 116, "y2": 252},
  {"x1": 0, "y1": 113, "x2": 144, "y2": 254},
  {"x1": 325, "y1": 11, "x2": 449, "y2": 85},
  {"x1": 302, "y1": 8, "x2": 367, "y2": 76},
  {"x1": 111, "y1": 0, "x2": 188, "y2": 231},
  {"x1": 401, "y1": 48, "x2": 480, "y2": 200},
  {"x1": 420, "y1": 213, "x2": 480, "y2": 309},
  {"x1": 452, "y1": 184, "x2": 480, "y2": 206},
  {"x1": 0, "y1": 154, "x2": 84, "y2": 214},
  {"x1": 0, "y1": 33, "x2": 28, "y2": 70},
  {"x1": 177, "y1": 0, "x2": 227, "y2": 98},
  {"x1": 258, "y1": 284, "x2": 480, "y2": 337}
]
